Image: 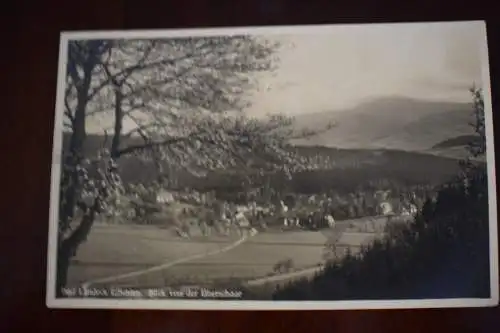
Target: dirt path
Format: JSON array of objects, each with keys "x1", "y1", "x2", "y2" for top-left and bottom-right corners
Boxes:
[
  {"x1": 81, "y1": 215, "x2": 393, "y2": 288},
  {"x1": 246, "y1": 265, "x2": 325, "y2": 286},
  {"x1": 81, "y1": 230, "x2": 257, "y2": 288},
  {"x1": 245, "y1": 216, "x2": 391, "y2": 287}
]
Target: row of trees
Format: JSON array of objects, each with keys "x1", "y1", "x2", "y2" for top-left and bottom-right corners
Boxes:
[
  {"x1": 56, "y1": 36, "x2": 328, "y2": 294},
  {"x1": 272, "y1": 88, "x2": 490, "y2": 300}
]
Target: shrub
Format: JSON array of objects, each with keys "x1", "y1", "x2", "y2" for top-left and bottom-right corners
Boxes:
[{"x1": 273, "y1": 158, "x2": 489, "y2": 300}]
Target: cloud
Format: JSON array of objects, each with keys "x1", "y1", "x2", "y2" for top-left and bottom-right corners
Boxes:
[
  {"x1": 246, "y1": 22, "x2": 484, "y2": 117},
  {"x1": 85, "y1": 22, "x2": 486, "y2": 133}
]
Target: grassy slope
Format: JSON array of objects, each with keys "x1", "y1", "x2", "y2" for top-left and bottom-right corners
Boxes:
[
  {"x1": 60, "y1": 131, "x2": 465, "y2": 194},
  {"x1": 57, "y1": 96, "x2": 476, "y2": 190},
  {"x1": 57, "y1": 96, "x2": 475, "y2": 190},
  {"x1": 291, "y1": 97, "x2": 474, "y2": 151}
]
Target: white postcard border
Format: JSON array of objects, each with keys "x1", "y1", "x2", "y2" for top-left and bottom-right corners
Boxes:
[{"x1": 46, "y1": 21, "x2": 499, "y2": 310}]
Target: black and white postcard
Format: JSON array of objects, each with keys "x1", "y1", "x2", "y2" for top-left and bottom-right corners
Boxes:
[{"x1": 46, "y1": 21, "x2": 498, "y2": 310}]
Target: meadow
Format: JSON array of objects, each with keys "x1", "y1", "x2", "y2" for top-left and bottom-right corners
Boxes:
[
  {"x1": 67, "y1": 224, "x2": 240, "y2": 287},
  {"x1": 61, "y1": 118, "x2": 475, "y2": 295},
  {"x1": 68, "y1": 216, "x2": 392, "y2": 291}
]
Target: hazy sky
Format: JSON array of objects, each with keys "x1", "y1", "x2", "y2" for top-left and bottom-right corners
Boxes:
[
  {"x1": 85, "y1": 22, "x2": 486, "y2": 133},
  {"x1": 247, "y1": 22, "x2": 485, "y2": 117}
]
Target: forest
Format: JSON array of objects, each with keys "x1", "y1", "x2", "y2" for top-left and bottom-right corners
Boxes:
[{"x1": 268, "y1": 88, "x2": 490, "y2": 300}]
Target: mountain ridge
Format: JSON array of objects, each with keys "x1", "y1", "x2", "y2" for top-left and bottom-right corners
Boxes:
[
  {"x1": 289, "y1": 97, "x2": 475, "y2": 154},
  {"x1": 58, "y1": 131, "x2": 467, "y2": 194}
]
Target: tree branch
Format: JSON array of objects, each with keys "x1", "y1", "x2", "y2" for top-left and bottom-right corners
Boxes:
[
  {"x1": 102, "y1": 130, "x2": 109, "y2": 150},
  {"x1": 115, "y1": 132, "x2": 202, "y2": 158},
  {"x1": 64, "y1": 88, "x2": 75, "y2": 125},
  {"x1": 64, "y1": 109, "x2": 75, "y2": 126},
  {"x1": 87, "y1": 43, "x2": 212, "y2": 101},
  {"x1": 67, "y1": 61, "x2": 81, "y2": 89},
  {"x1": 125, "y1": 47, "x2": 216, "y2": 101},
  {"x1": 122, "y1": 112, "x2": 153, "y2": 139},
  {"x1": 67, "y1": 43, "x2": 84, "y2": 84}
]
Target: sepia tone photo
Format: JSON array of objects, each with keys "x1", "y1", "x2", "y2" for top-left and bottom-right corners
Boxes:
[{"x1": 46, "y1": 21, "x2": 498, "y2": 310}]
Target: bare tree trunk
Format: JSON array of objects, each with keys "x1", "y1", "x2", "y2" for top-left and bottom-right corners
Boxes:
[
  {"x1": 57, "y1": 83, "x2": 125, "y2": 295},
  {"x1": 153, "y1": 149, "x2": 166, "y2": 186},
  {"x1": 111, "y1": 89, "x2": 123, "y2": 159},
  {"x1": 59, "y1": 75, "x2": 92, "y2": 231},
  {"x1": 56, "y1": 44, "x2": 101, "y2": 294},
  {"x1": 57, "y1": 103, "x2": 89, "y2": 293},
  {"x1": 56, "y1": 192, "x2": 102, "y2": 294},
  {"x1": 56, "y1": 243, "x2": 71, "y2": 297}
]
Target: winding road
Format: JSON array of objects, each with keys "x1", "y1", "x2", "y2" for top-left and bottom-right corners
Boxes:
[
  {"x1": 79, "y1": 215, "x2": 391, "y2": 289},
  {"x1": 81, "y1": 230, "x2": 257, "y2": 288},
  {"x1": 245, "y1": 265, "x2": 325, "y2": 286}
]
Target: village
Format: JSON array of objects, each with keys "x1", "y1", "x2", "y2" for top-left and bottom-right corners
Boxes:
[{"x1": 99, "y1": 178, "x2": 423, "y2": 238}]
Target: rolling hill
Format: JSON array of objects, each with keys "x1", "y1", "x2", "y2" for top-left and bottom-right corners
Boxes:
[
  {"x1": 59, "y1": 131, "x2": 466, "y2": 195},
  {"x1": 56, "y1": 96, "x2": 479, "y2": 193},
  {"x1": 290, "y1": 97, "x2": 476, "y2": 156}
]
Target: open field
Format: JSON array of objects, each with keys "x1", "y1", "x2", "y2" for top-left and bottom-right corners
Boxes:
[
  {"x1": 68, "y1": 216, "x2": 395, "y2": 290},
  {"x1": 67, "y1": 224, "x2": 241, "y2": 287}
]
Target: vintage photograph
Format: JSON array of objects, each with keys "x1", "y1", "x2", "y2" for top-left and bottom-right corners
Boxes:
[{"x1": 46, "y1": 21, "x2": 498, "y2": 310}]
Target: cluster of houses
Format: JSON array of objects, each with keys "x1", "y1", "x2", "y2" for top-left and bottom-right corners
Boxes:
[{"x1": 114, "y1": 180, "x2": 424, "y2": 239}]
